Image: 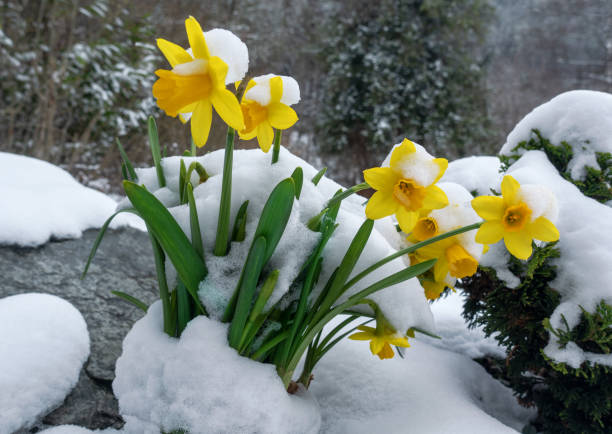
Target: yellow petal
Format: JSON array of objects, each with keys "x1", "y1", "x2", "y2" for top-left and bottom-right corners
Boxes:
[
  {"x1": 208, "y1": 56, "x2": 229, "y2": 88},
  {"x1": 413, "y1": 217, "x2": 438, "y2": 241},
  {"x1": 422, "y1": 185, "x2": 449, "y2": 210},
  {"x1": 191, "y1": 101, "x2": 212, "y2": 148},
  {"x1": 268, "y1": 103, "x2": 298, "y2": 130},
  {"x1": 211, "y1": 87, "x2": 245, "y2": 131},
  {"x1": 348, "y1": 331, "x2": 374, "y2": 341},
  {"x1": 472, "y1": 195, "x2": 505, "y2": 220},
  {"x1": 504, "y1": 231, "x2": 533, "y2": 260},
  {"x1": 238, "y1": 128, "x2": 257, "y2": 141},
  {"x1": 388, "y1": 335, "x2": 410, "y2": 348},
  {"x1": 433, "y1": 256, "x2": 449, "y2": 282},
  {"x1": 377, "y1": 343, "x2": 395, "y2": 359},
  {"x1": 363, "y1": 167, "x2": 398, "y2": 192},
  {"x1": 185, "y1": 16, "x2": 210, "y2": 59},
  {"x1": 157, "y1": 38, "x2": 192, "y2": 68},
  {"x1": 270, "y1": 76, "x2": 283, "y2": 103},
  {"x1": 501, "y1": 175, "x2": 520, "y2": 205},
  {"x1": 390, "y1": 138, "x2": 416, "y2": 168},
  {"x1": 432, "y1": 158, "x2": 448, "y2": 183},
  {"x1": 475, "y1": 221, "x2": 504, "y2": 244},
  {"x1": 370, "y1": 337, "x2": 385, "y2": 355},
  {"x1": 365, "y1": 191, "x2": 398, "y2": 220},
  {"x1": 445, "y1": 243, "x2": 478, "y2": 278},
  {"x1": 256, "y1": 123, "x2": 275, "y2": 153},
  {"x1": 528, "y1": 217, "x2": 560, "y2": 242},
  {"x1": 396, "y1": 207, "x2": 418, "y2": 233},
  {"x1": 422, "y1": 280, "x2": 446, "y2": 300}
]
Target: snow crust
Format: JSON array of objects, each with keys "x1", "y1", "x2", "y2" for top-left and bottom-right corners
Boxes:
[
  {"x1": 113, "y1": 301, "x2": 321, "y2": 434},
  {"x1": 0, "y1": 152, "x2": 144, "y2": 247},
  {"x1": 501, "y1": 90, "x2": 612, "y2": 180},
  {"x1": 441, "y1": 155, "x2": 501, "y2": 196},
  {"x1": 244, "y1": 73, "x2": 301, "y2": 106},
  {"x1": 123, "y1": 147, "x2": 434, "y2": 335},
  {"x1": 381, "y1": 141, "x2": 443, "y2": 187},
  {"x1": 0, "y1": 294, "x2": 89, "y2": 433}
]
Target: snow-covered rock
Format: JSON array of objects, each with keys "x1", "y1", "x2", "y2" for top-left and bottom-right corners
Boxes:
[
  {"x1": 0, "y1": 152, "x2": 144, "y2": 247},
  {"x1": 0, "y1": 293, "x2": 89, "y2": 433}
]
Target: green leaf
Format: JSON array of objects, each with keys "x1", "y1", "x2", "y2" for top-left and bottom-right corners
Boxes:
[
  {"x1": 121, "y1": 163, "x2": 129, "y2": 181},
  {"x1": 251, "y1": 178, "x2": 296, "y2": 264},
  {"x1": 311, "y1": 167, "x2": 327, "y2": 186},
  {"x1": 291, "y1": 167, "x2": 303, "y2": 199},
  {"x1": 311, "y1": 219, "x2": 374, "y2": 325},
  {"x1": 148, "y1": 116, "x2": 166, "y2": 188},
  {"x1": 187, "y1": 183, "x2": 204, "y2": 261},
  {"x1": 123, "y1": 181, "x2": 207, "y2": 310},
  {"x1": 82, "y1": 208, "x2": 138, "y2": 279},
  {"x1": 214, "y1": 127, "x2": 235, "y2": 256},
  {"x1": 239, "y1": 269, "x2": 279, "y2": 352},
  {"x1": 111, "y1": 291, "x2": 148, "y2": 312},
  {"x1": 148, "y1": 230, "x2": 174, "y2": 336},
  {"x1": 231, "y1": 200, "x2": 249, "y2": 242},
  {"x1": 228, "y1": 236, "x2": 268, "y2": 348},
  {"x1": 116, "y1": 138, "x2": 137, "y2": 181},
  {"x1": 179, "y1": 159, "x2": 187, "y2": 204},
  {"x1": 223, "y1": 178, "x2": 296, "y2": 323},
  {"x1": 176, "y1": 281, "x2": 191, "y2": 336}
]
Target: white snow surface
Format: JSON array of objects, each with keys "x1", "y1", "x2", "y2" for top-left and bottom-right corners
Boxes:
[
  {"x1": 446, "y1": 150, "x2": 612, "y2": 368},
  {"x1": 203, "y1": 28, "x2": 249, "y2": 84},
  {"x1": 381, "y1": 140, "x2": 444, "y2": 187},
  {"x1": 123, "y1": 147, "x2": 434, "y2": 335},
  {"x1": 441, "y1": 155, "x2": 501, "y2": 196},
  {"x1": 501, "y1": 90, "x2": 612, "y2": 180},
  {"x1": 0, "y1": 152, "x2": 144, "y2": 247},
  {"x1": 113, "y1": 301, "x2": 321, "y2": 434},
  {"x1": 312, "y1": 316, "x2": 533, "y2": 434},
  {"x1": 111, "y1": 302, "x2": 531, "y2": 434},
  {"x1": 421, "y1": 291, "x2": 505, "y2": 360},
  {"x1": 0, "y1": 293, "x2": 89, "y2": 433},
  {"x1": 244, "y1": 73, "x2": 301, "y2": 106}
]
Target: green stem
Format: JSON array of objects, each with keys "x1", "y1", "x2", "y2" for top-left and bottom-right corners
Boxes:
[
  {"x1": 326, "y1": 182, "x2": 370, "y2": 209},
  {"x1": 271, "y1": 129, "x2": 282, "y2": 164},
  {"x1": 214, "y1": 127, "x2": 235, "y2": 256}
]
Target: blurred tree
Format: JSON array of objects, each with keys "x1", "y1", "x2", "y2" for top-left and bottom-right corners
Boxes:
[{"x1": 316, "y1": 0, "x2": 493, "y2": 184}]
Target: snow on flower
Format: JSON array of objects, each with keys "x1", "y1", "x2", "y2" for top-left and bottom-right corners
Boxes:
[
  {"x1": 152, "y1": 16, "x2": 248, "y2": 147},
  {"x1": 472, "y1": 175, "x2": 559, "y2": 260},
  {"x1": 239, "y1": 74, "x2": 300, "y2": 152},
  {"x1": 363, "y1": 138, "x2": 449, "y2": 233}
]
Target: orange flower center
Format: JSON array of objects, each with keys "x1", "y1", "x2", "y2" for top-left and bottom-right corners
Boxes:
[
  {"x1": 502, "y1": 203, "x2": 532, "y2": 232},
  {"x1": 413, "y1": 217, "x2": 438, "y2": 241},
  {"x1": 241, "y1": 100, "x2": 268, "y2": 134},
  {"x1": 153, "y1": 70, "x2": 212, "y2": 117},
  {"x1": 393, "y1": 179, "x2": 426, "y2": 211}
]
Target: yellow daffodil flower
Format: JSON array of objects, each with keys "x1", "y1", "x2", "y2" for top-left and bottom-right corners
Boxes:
[
  {"x1": 363, "y1": 139, "x2": 449, "y2": 233},
  {"x1": 238, "y1": 74, "x2": 300, "y2": 152},
  {"x1": 152, "y1": 16, "x2": 246, "y2": 147},
  {"x1": 471, "y1": 175, "x2": 559, "y2": 260},
  {"x1": 349, "y1": 325, "x2": 412, "y2": 360}
]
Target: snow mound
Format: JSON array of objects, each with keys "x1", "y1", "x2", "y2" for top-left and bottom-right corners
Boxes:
[
  {"x1": 312, "y1": 317, "x2": 534, "y2": 434},
  {"x1": 441, "y1": 155, "x2": 501, "y2": 196},
  {"x1": 0, "y1": 152, "x2": 144, "y2": 247},
  {"x1": 113, "y1": 301, "x2": 321, "y2": 434},
  {"x1": 501, "y1": 90, "x2": 612, "y2": 180},
  {"x1": 123, "y1": 147, "x2": 434, "y2": 335},
  {"x1": 0, "y1": 293, "x2": 89, "y2": 433}
]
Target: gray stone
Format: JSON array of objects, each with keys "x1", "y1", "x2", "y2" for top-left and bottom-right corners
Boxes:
[{"x1": 0, "y1": 227, "x2": 159, "y2": 431}]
